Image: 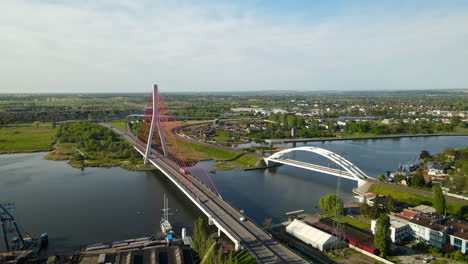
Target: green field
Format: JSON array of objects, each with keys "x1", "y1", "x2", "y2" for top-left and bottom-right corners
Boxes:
[
  {"x1": 369, "y1": 184, "x2": 467, "y2": 219},
  {"x1": 335, "y1": 216, "x2": 371, "y2": 230},
  {"x1": 0, "y1": 125, "x2": 56, "y2": 153},
  {"x1": 190, "y1": 143, "x2": 259, "y2": 169},
  {"x1": 322, "y1": 212, "x2": 371, "y2": 230},
  {"x1": 109, "y1": 120, "x2": 128, "y2": 131}
]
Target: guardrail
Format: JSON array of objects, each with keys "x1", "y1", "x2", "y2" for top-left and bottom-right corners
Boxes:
[{"x1": 446, "y1": 193, "x2": 468, "y2": 201}]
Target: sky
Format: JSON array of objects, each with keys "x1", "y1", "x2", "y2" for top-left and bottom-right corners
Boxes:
[{"x1": 1, "y1": 0, "x2": 468, "y2": 93}]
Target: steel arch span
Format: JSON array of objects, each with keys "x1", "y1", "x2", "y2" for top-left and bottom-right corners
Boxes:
[{"x1": 265, "y1": 146, "x2": 369, "y2": 183}]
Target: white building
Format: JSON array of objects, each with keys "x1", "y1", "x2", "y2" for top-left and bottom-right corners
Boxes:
[
  {"x1": 443, "y1": 219, "x2": 468, "y2": 254},
  {"x1": 371, "y1": 217, "x2": 411, "y2": 243},
  {"x1": 407, "y1": 214, "x2": 446, "y2": 248},
  {"x1": 286, "y1": 219, "x2": 339, "y2": 251}
]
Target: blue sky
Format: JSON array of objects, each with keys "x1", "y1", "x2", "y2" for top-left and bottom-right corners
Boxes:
[{"x1": 1, "y1": 0, "x2": 467, "y2": 93}]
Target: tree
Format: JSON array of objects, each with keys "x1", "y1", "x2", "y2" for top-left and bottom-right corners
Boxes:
[
  {"x1": 433, "y1": 185, "x2": 446, "y2": 215},
  {"x1": 378, "y1": 174, "x2": 386, "y2": 182},
  {"x1": 395, "y1": 174, "x2": 405, "y2": 183},
  {"x1": 386, "y1": 196, "x2": 394, "y2": 213},
  {"x1": 420, "y1": 150, "x2": 431, "y2": 160},
  {"x1": 411, "y1": 172, "x2": 424, "y2": 186},
  {"x1": 192, "y1": 218, "x2": 206, "y2": 253},
  {"x1": 444, "y1": 147, "x2": 456, "y2": 156},
  {"x1": 374, "y1": 214, "x2": 391, "y2": 257},
  {"x1": 319, "y1": 194, "x2": 341, "y2": 213}
]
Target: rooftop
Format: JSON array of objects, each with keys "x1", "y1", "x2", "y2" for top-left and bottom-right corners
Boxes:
[
  {"x1": 312, "y1": 218, "x2": 376, "y2": 251},
  {"x1": 390, "y1": 219, "x2": 408, "y2": 229},
  {"x1": 443, "y1": 218, "x2": 468, "y2": 240},
  {"x1": 397, "y1": 210, "x2": 418, "y2": 219},
  {"x1": 408, "y1": 213, "x2": 446, "y2": 232},
  {"x1": 286, "y1": 219, "x2": 338, "y2": 246},
  {"x1": 410, "y1": 205, "x2": 436, "y2": 214}
]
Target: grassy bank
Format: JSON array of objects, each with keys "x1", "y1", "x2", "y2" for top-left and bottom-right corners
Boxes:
[
  {"x1": 0, "y1": 125, "x2": 56, "y2": 154},
  {"x1": 190, "y1": 143, "x2": 260, "y2": 170},
  {"x1": 369, "y1": 184, "x2": 467, "y2": 220},
  {"x1": 109, "y1": 120, "x2": 127, "y2": 131},
  {"x1": 322, "y1": 212, "x2": 371, "y2": 229},
  {"x1": 335, "y1": 216, "x2": 371, "y2": 229}
]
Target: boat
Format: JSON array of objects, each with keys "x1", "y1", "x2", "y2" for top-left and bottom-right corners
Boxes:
[{"x1": 160, "y1": 194, "x2": 174, "y2": 236}]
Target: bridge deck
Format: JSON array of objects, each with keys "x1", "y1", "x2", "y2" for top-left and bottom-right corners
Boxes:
[
  {"x1": 269, "y1": 157, "x2": 357, "y2": 181},
  {"x1": 101, "y1": 123, "x2": 308, "y2": 264}
]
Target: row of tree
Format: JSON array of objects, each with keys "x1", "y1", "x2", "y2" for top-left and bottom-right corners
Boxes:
[
  {"x1": 344, "y1": 119, "x2": 455, "y2": 135},
  {"x1": 0, "y1": 109, "x2": 133, "y2": 125}
]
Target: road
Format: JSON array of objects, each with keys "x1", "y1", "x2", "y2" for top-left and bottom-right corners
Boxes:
[{"x1": 100, "y1": 123, "x2": 310, "y2": 264}]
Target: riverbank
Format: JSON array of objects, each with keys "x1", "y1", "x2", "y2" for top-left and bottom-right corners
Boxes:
[
  {"x1": 43, "y1": 142, "x2": 156, "y2": 171},
  {"x1": 190, "y1": 142, "x2": 260, "y2": 170},
  {"x1": 265, "y1": 132, "x2": 468, "y2": 144}
]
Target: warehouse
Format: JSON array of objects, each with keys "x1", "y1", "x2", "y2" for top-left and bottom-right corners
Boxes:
[{"x1": 286, "y1": 219, "x2": 339, "y2": 251}]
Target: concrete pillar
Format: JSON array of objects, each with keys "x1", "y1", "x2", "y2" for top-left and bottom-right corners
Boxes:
[
  {"x1": 234, "y1": 241, "x2": 241, "y2": 251},
  {"x1": 144, "y1": 85, "x2": 158, "y2": 164},
  {"x1": 357, "y1": 179, "x2": 366, "y2": 188}
]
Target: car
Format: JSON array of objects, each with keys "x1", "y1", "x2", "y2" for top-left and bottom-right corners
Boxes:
[{"x1": 239, "y1": 217, "x2": 246, "y2": 222}]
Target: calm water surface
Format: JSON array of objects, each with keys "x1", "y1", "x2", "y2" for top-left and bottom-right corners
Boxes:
[
  {"x1": 0, "y1": 153, "x2": 202, "y2": 254},
  {"x1": 0, "y1": 136, "x2": 466, "y2": 254}
]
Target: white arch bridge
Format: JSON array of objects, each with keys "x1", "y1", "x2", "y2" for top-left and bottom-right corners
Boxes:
[{"x1": 264, "y1": 146, "x2": 369, "y2": 186}]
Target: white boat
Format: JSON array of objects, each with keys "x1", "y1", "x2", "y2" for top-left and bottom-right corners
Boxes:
[{"x1": 160, "y1": 194, "x2": 173, "y2": 235}]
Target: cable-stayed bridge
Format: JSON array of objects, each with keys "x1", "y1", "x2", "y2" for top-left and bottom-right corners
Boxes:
[{"x1": 103, "y1": 85, "x2": 308, "y2": 264}]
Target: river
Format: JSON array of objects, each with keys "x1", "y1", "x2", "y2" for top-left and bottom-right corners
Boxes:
[{"x1": 0, "y1": 136, "x2": 466, "y2": 254}]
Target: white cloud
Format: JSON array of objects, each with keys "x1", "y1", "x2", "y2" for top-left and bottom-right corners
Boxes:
[{"x1": 0, "y1": 0, "x2": 467, "y2": 92}]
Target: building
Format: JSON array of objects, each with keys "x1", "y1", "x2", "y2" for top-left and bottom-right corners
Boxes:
[
  {"x1": 407, "y1": 214, "x2": 447, "y2": 248},
  {"x1": 371, "y1": 215, "x2": 411, "y2": 243},
  {"x1": 443, "y1": 218, "x2": 468, "y2": 253},
  {"x1": 312, "y1": 218, "x2": 378, "y2": 254},
  {"x1": 354, "y1": 192, "x2": 378, "y2": 205},
  {"x1": 427, "y1": 162, "x2": 446, "y2": 176},
  {"x1": 286, "y1": 219, "x2": 339, "y2": 251},
  {"x1": 410, "y1": 205, "x2": 436, "y2": 214}
]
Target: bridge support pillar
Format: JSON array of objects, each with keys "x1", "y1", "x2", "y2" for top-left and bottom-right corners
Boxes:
[
  {"x1": 144, "y1": 84, "x2": 168, "y2": 164},
  {"x1": 208, "y1": 217, "x2": 215, "y2": 226},
  {"x1": 357, "y1": 179, "x2": 367, "y2": 188},
  {"x1": 217, "y1": 228, "x2": 222, "y2": 237},
  {"x1": 234, "y1": 241, "x2": 240, "y2": 251}
]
